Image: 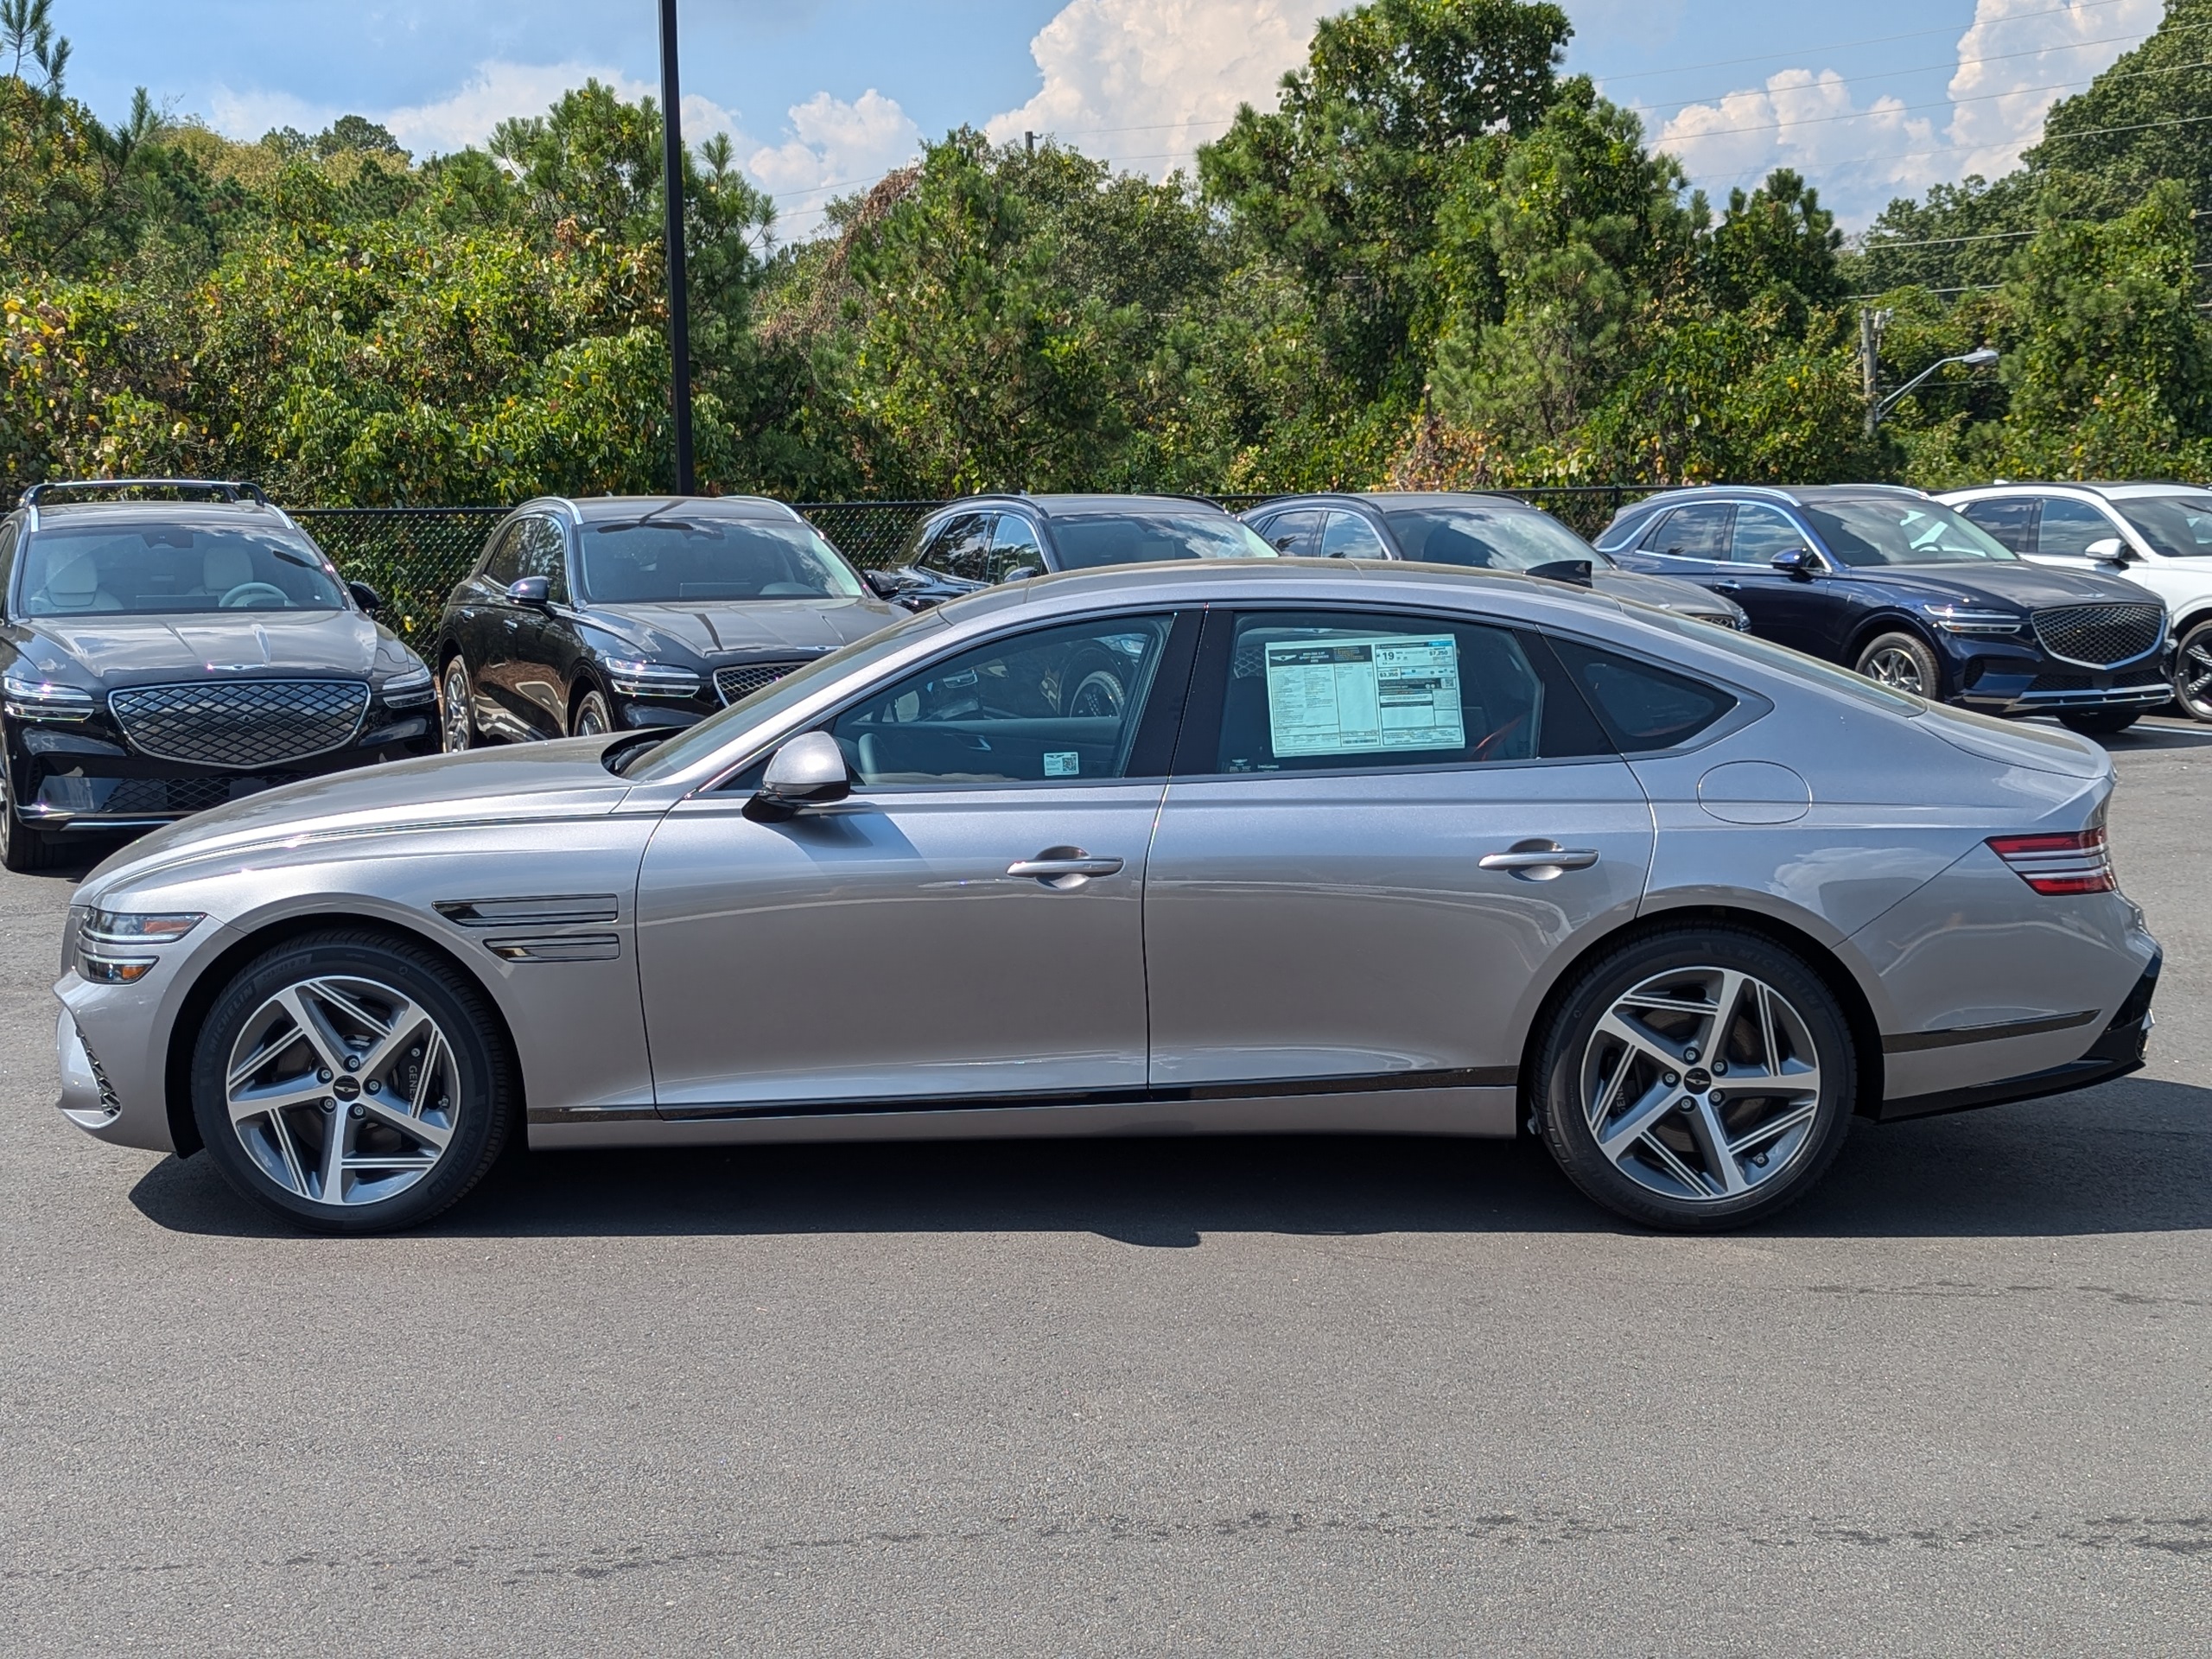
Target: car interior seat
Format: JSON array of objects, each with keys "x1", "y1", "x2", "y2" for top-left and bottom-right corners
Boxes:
[
  {"x1": 202, "y1": 544, "x2": 254, "y2": 597},
  {"x1": 37, "y1": 553, "x2": 124, "y2": 613}
]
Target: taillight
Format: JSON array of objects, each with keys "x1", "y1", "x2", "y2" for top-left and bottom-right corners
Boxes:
[{"x1": 1986, "y1": 828, "x2": 2115, "y2": 895}]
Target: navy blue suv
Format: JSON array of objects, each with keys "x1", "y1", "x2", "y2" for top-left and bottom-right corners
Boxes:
[{"x1": 1598, "y1": 485, "x2": 2172, "y2": 734}]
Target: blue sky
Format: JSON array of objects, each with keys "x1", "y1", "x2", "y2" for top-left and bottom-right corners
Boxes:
[{"x1": 54, "y1": 1, "x2": 2164, "y2": 233}]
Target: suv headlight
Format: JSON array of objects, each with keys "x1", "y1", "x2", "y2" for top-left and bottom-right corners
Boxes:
[
  {"x1": 1921, "y1": 604, "x2": 2023, "y2": 636},
  {"x1": 380, "y1": 664, "x2": 435, "y2": 708},
  {"x1": 602, "y1": 658, "x2": 702, "y2": 698},
  {"x1": 3, "y1": 671, "x2": 98, "y2": 721},
  {"x1": 77, "y1": 910, "x2": 204, "y2": 983}
]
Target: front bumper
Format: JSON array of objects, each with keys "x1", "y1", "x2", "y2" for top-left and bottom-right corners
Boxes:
[{"x1": 1955, "y1": 645, "x2": 2173, "y2": 716}]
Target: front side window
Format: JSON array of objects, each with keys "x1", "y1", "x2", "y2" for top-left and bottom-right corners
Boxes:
[
  {"x1": 1048, "y1": 512, "x2": 1278, "y2": 569},
  {"x1": 517, "y1": 517, "x2": 570, "y2": 603},
  {"x1": 0, "y1": 522, "x2": 17, "y2": 618},
  {"x1": 830, "y1": 614, "x2": 1179, "y2": 785},
  {"x1": 2036, "y1": 497, "x2": 2122, "y2": 557},
  {"x1": 1319, "y1": 511, "x2": 1391, "y2": 559},
  {"x1": 480, "y1": 521, "x2": 525, "y2": 587},
  {"x1": 1796, "y1": 495, "x2": 2017, "y2": 566},
  {"x1": 16, "y1": 523, "x2": 348, "y2": 617},
  {"x1": 1384, "y1": 505, "x2": 1601, "y2": 571},
  {"x1": 1548, "y1": 639, "x2": 1736, "y2": 753},
  {"x1": 578, "y1": 514, "x2": 863, "y2": 603},
  {"x1": 1642, "y1": 504, "x2": 1732, "y2": 559},
  {"x1": 2113, "y1": 493, "x2": 2212, "y2": 558},
  {"x1": 1728, "y1": 504, "x2": 1811, "y2": 564},
  {"x1": 1255, "y1": 510, "x2": 1321, "y2": 556},
  {"x1": 988, "y1": 514, "x2": 1044, "y2": 581},
  {"x1": 1956, "y1": 497, "x2": 2037, "y2": 553},
  {"x1": 1205, "y1": 610, "x2": 1570, "y2": 774}
]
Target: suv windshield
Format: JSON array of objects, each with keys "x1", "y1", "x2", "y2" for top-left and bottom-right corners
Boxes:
[
  {"x1": 16, "y1": 523, "x2": 347, "y2": 617},
  {"x1": 579, "y1": 516, "x2": 863, "y2": 602},
  {"x1": 2113, "y1": 493, "x2": 2212, "y2": 557},
  {"x1": 1382, "y1": 505, "x2": 1608, "y2": 571},
  {"x1": 1799, "y1": 496, "x2": 2018, "y2": 567},
  {"x1": 1050, "y1": 512, "x2": 1278, "y2": 569}
]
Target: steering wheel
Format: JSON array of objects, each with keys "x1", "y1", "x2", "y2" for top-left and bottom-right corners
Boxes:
[{"x1": 219, "y1": 582, "x2": 289, "y2": 609}]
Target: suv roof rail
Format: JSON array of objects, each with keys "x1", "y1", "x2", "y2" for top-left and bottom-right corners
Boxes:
[{"x1": 21, "y1": 478, "x2": 271, "y2": 508}]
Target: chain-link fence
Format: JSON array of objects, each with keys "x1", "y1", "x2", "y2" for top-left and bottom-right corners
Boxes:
[{"x1": 285, "y1": 486, "x2": 1666, "y2": 655}]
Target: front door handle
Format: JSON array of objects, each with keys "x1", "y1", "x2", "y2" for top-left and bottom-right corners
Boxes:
[
  {"x1": 1711, "y1": 581, "x2": 1743, "y2": 593},
  {"x1": 1008, "y1": 848, "x2": 1124, "y2": 887},
  {"x1": 1478, "y1": 840, "x2": 1600, "y2": 880}
]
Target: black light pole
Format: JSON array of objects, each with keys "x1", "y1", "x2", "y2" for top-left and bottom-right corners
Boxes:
[{"x1": 657, "y1": 0, "x2": 695, "y2": 494}]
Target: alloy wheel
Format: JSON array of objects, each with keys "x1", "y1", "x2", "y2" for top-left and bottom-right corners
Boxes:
[
  {"x1": 1578, "y1": 965, "x2": 1825, "y2": 1205},
  {"x1": 223, "y1": 975, "x2": 461, "y2": 1208},
  {"x1": 1862, "y1": 646, "x2": 1926, "y2": 694},
  {"x1": 1064, "y1": 669, "x2": 1126, "y2": 720},
  {"x1": 440, "y1": 659, "x2": 473, "y2": 752},
  {"x1": 2177, "y1": 622, "x2": 2212, "y2": 722},
  {"x1": 573, "y1": 691, "x2": 611, "y2": 737}
]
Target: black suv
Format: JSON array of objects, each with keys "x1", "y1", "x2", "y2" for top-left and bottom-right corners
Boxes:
[
  {"x1": 1599, "y1": 485, "x2": 2172, "y2": 734},
  {"x1": 0, "y1": 479, "x2": 437, "y2": 871},
  {"x1": 434, "y1": 495, "x2": 900, "y2": 749},
  {"x1": 872, "y1": 494, "x2": 1277, "y2": 607}
]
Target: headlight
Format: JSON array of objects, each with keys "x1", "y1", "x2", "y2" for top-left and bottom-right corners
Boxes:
[
  {"x1": 380, "y1": 665, "x2": 435, "y2": 708},
  {"x1": 1921, "y1": 604, "x2": 2022, "y2": 636},
  {"x1": 3, "y1": 671, "x2": 98, "y2": 721},
  {"x1": 77, "y1": 911, "x2": 204, "y2": 983},
  {"x1": 602, "y1": 658, "x2": 702, "y2": 698}
]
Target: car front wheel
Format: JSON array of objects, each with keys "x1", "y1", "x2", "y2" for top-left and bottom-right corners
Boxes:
[
  {"x1": 572, "y1": 688, "x2": 613, "y2": 737},
  {"x1": 1531, "y1": 927, "x2": 1857, "y2": 1230},
  {"x1": 0, "y1": 760, "x2": 60, "y2": 873},
  {"x1": 440, "y1": 657, "x2": 474, "y2": 752},
  {"x1": 2174, "y1": 618, "x2": 2212, "y2": 722},
  {"x1": 1854, "y1": 632, "x2": 1940, "y2": 697},
  {"x1": 190, "y1": 931, "x2": 516, "y2": 1234}
]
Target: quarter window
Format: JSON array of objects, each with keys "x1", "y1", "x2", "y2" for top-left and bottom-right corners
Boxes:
[
  {"x1": 1956, "y1": 497, "x2": 2037, "y2": 553},
  {"x1": 1319, "y1": 511, "x2": 1391, "y2": 559},
  {"x1": 830, "y1": 614, "x2": 1179, "y2": 786},
  {"x1": 1642, "y1": 503, "x2": 1733, "y2": 559},
  {"x1": 2037, "y1": 497, "x2": 2121, "y2": 556},
  {"x1": 1548, "y1": 639, "x2": 1735, "y2": 753}
]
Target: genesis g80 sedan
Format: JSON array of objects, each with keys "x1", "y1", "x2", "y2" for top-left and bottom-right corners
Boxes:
[{"x1": 55, "y1": 560, "x2": 2158, "y2": 1234}]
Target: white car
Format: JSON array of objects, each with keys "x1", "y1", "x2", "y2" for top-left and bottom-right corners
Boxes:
[{"x1": 1940, "y1": 482, "x2": 2212, "y2": 721}]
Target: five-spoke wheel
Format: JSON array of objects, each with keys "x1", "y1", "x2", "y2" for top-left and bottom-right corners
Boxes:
[{"x1": 439, "y1": 656, "x2": 474, "y2": 752}]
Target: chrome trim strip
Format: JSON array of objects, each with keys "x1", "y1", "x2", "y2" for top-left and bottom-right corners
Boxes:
[
  {"x1": 435, "y1": 895, "x2": 620, "y2": 927},
  {"x1": 1882, "y1": 1008, "x2": 2099, "y2": 1054}
]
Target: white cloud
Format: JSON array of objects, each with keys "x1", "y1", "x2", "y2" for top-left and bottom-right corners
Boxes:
[
  {"x1": 742, "y1": 89, "x2": 921, "y2": 239},
  {"x1": 1656, "y1": 69, "x2": 1941, "y2": 221},
  {"x1": 1944, "y1": 0, "x2": 2161, "y2": 179},
  {"x1": 986, "y1": 0, "x2": 1341, "y2": 179},
  {"x1": 206, "y1": 84, "x2": 338, "y2": 142}
]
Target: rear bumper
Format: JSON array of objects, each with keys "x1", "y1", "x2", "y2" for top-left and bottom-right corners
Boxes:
[{"x1": 1870, "y1": 954, "x2": 2159, "y2": 1122}]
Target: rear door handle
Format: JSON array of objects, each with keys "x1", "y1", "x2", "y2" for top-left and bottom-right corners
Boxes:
[
  {"x1": 1479, "y1": 841, "x2": 1600, "y2": 880},
  {"x1": 1008, "y1": 849, "x2": 1124, "y2": 885}
]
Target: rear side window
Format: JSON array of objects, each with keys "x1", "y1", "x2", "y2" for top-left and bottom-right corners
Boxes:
[
  {"x1": 1956, "y1": 497, "x2": 2036, "y2": 553},
  {"x1": 1548, "y1": 639, "x2": 1735, "y2": 753}
]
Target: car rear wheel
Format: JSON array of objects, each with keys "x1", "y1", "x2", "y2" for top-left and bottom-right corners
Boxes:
[
  {"x1": 1531, "y1": 927, "x2": 1857, "y2": 1230},
  {"x1": 190, "y1": 931, "x2": 516, "y2": 1234},
  {"x1": 0, "y1": 762, "x2": 60, "y2": 873},
  {"x1": 439, "y1": 656, "x2": 474, "y2": 752},
  {"x1": 2174, "y1": 618, "x2": 2212, "y2": 722},
  {"x1": 571, "y1": 688, "x2": 613, "y2": 737},
  {"x1": 1854, "y1": 632, "x2": 1939, "y2": 697},
  {"x1": 2059, "y1": 709, "x2": 2141, "y2": 736}
]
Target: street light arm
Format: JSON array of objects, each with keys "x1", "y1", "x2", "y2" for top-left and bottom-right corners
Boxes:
[{"x1": 1873, "y1": 348, "x2": 1999, "y2": 422}]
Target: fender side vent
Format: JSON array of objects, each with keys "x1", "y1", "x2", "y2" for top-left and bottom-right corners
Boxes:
[{"x1": 435, "y1": 895, "x2": 620, "y2": 927}]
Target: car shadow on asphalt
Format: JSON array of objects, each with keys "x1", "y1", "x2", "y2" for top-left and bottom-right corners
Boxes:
[{"x1": 128, "y1": 1074, "x2": 2212, "y2": 1244}]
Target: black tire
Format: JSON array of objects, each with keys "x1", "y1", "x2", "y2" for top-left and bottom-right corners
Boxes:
[
  {"x1": 0, "y1": 759, "x2": 60, "y2": 874},
  {"x1": 190, "y1": 930, "x2": 516, "y2": 1234},
  {"x1": 2059, "y1": 709, "x2": 2142, "y2": 736},
  {"x1": 439, "y1": 654, "x2": 474, "y2": 753},
  {"x1": 571, "y1": 687, "x2": 613, "y2": 737},
  {"x1": 1531, "y1": 926, "x2": 1857, "y2": 1231},
  {"x1": 2172, "y1": 618, "x2": 2212, "y2": 723},
  {"x1": 1853, "y1": 631, "x2": 1941, "y2": 698}
]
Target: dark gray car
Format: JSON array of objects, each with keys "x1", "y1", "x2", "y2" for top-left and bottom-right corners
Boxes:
[{"x1": 1242, "y1": 493, "x2": 1751, "y2": 631}]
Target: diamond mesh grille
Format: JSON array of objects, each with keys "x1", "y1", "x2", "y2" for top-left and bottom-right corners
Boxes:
[
  {"x1": 714, "y1": 663, "x2": 806, "y2": 706},
  {"x1": 2030, "y1": 603, "x2": 2163, "y2": 668},
  {"x1": 108, "y1": 681, "x2": 369, "y2": 767}
]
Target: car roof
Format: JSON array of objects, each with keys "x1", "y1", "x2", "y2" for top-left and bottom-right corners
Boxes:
[
  {"x1": 536, "y1": 494, "x2": 805, "y2": 524},
  {"x1": 947, "y1": 493, "x2": 1231, "y2": 518},
  {"x1": 1252, "y1": 491, "x2": 1543, "y2": 513},
  {"x1": 16, "y1": 499, "x2": 305, "y2": 532},
  {"x1": 1623, "y1": 483, "x2": 1929, "y2": 514},
  {"x1": 1943, "y1": 480, "x2": 2209, "y2": 500}
]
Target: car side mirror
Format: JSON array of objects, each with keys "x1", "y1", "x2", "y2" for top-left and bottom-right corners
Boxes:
[
  {"x1": 1770, "y1": 548, "x2": 1818, "y2": 579},
  {"x1": 1003, "y1": 565, "x2": 1041, "y2": 582},
  {"x1": 2085, "y1": 536, "x2": 2130, "y2": 564},
  {"x1": 1525, "y1": 557, "x2": 1593, "y2": 588},
  {"x1": 347, "y1": 580, "x2": 384, "y2": 613},
  {"x1": 746, "y1": 732, "x2": 853, "y2": 822},
  {"x1": 506, "y1": 575, "x2": 550, "y2": 607},
  {"x1": 862, "y1": 569, "x2": 913, "y2": 600}
]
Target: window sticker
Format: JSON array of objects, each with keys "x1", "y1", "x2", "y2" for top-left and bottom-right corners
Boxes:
[
  {"x1": 1044, "y1": 751, "x2": 1080, "y2": 778},
  {"x1": 1263, "y1": 634, "x2": 1465, "y2": 758}
]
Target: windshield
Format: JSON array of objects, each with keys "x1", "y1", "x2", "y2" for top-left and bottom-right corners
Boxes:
[
  {"x1": 623, "y1": 607, "x2": 948, "y2": 782},
  {"x1": 578, "y1": 515, "x2": 864, "y2": 602},
  {"x1": 1050, "y1": 512, "x2": 1279, "y2": 570},
  {"x1": 1798, "y1": 496, "x2": 2018, "y2": 567},
  {"x1": 1382, "y1": 505, "x2": 1610, "y2": 571},
  {"x1": 2113, "y1": 493, "x2": 2212, "y2": 558},
  {"x1": 16, "y1": 524, "x2": 348, "y2": 617}
]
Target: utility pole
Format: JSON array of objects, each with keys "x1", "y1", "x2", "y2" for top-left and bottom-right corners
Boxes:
[
  {"x1": 658, "y1": 0, "x2": 695, "y2": 495},
  {"x1": 1859, "y1": 307, "x2": 1891, "y2": 439}
]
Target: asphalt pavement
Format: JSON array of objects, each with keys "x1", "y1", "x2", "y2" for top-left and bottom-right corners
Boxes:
[{"x1": 3, "y1": 719, "x2": 2209, "y2": 1656}]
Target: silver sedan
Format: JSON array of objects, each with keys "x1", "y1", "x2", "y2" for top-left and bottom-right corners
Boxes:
[{"x1": 55, "y1": 561, "x2": 2160, "y2": 1233}]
